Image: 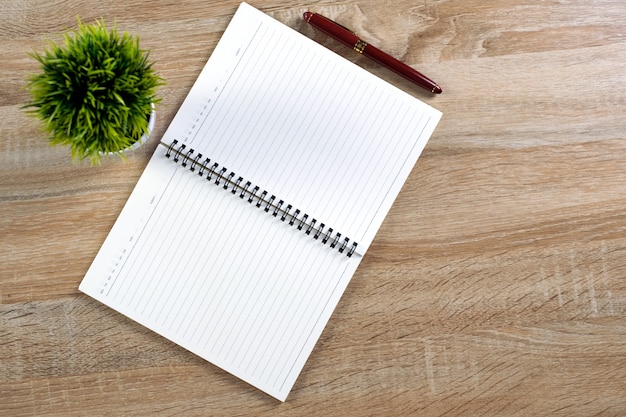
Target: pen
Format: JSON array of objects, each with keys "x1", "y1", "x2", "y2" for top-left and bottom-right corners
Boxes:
[{"x1": 303, "y1": 11, "x2": 442, "y2": 94}]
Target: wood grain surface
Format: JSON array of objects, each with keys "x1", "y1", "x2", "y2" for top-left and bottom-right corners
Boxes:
[{"x1": 2, "y1": 1, "x2": 626, "y2": 415}]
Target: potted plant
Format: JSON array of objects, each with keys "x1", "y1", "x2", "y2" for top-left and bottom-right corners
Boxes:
[{"x1": 24, "y1": 19, "x2": 164, "y2": 164}]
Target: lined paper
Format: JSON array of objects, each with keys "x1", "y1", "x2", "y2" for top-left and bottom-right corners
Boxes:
[
  {"x1": 80, "y1": 2, "x2": 441, "y2": 401},
  {"x1": 163, "y1": 3, "x2": 440, "y2": 250},
  {"x1": 85, "y1": 156, "x2": 358, "y2": 398}
]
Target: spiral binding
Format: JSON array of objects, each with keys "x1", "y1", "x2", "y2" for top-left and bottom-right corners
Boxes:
[{"x1": 164, "y1": 140, "x2": 358, "y2": 257}]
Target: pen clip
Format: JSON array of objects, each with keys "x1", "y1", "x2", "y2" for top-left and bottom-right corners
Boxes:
[
  {"x1": 317, "y1": 14, "x2": 356, "y2": 35},
  {"x1": 335, "y1": 21, "x2": 356, "y2": 35}
]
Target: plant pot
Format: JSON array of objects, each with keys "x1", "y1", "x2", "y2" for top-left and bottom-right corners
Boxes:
[
  {"x1": 24, "y1": 19, "x2": 164, "y2": 165},
  {"x1": 128, "y1": 103, "x2": 157, "y2": 151},
  {"x1": 101, "y1": 103, "x2": 156, "y2": 157}
]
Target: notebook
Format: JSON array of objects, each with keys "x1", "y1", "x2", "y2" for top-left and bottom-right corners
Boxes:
[{"x1": 79, "y1": 2, "x2": 442, "y2": 401}]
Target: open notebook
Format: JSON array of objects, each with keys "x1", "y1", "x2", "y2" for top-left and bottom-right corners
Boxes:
[{"x1": 80, "y1": 2, "x2": 442, "y2": 401}]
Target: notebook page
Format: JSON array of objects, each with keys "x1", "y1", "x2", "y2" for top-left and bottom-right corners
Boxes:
[
  {"x1": 162, "y1": 2, "x2": 442, "y2": 254},
  {"x1": 80, "y1": 152, "x2": 361, "y2": 401},
  {"x1": 80, "y1": 2, "x2": 442, "y2": 401}
]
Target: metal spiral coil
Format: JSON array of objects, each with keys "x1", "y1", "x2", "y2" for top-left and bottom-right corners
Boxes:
[{"x1": 165, "y1": 139, "x2": 358, "y2": 257}]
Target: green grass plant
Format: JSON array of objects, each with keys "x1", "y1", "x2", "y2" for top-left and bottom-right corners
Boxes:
[{"x1": 24, "y1": 19, "x2": 164, "y2": 164}]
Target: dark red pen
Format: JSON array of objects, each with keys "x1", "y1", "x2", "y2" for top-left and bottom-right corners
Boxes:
[{"x1": 303, "y1": 11, "x2": 442, "y2": 94}]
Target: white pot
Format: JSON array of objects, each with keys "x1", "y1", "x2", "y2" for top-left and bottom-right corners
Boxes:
[
  {"x1": 100, "y1": 103, "x2": 156, "y2": 157},
  {"x1": 127, "y1": 103, "x2": 156, "y2": 151}
]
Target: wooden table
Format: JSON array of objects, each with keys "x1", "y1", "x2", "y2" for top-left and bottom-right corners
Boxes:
[{"x1": 2, "y1": 1, "x2": 625, "y2": 415}]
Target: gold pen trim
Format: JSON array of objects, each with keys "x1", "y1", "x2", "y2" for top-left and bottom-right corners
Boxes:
[{"x1": 354, "y1": 39, "x2": 367, "y2": 54}]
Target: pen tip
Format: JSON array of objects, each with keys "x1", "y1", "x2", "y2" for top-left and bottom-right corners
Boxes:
[
  {"x1": 303, "y1": 11, "x2": 312, "y2": 22},
  {"x1": 433, "y1": 84, "x2": 442, "y2": 94}
]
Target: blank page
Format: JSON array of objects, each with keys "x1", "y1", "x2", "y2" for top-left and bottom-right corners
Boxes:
[
  {"x1": 80, "y1": 2, "x2": 441, "y2": 401},
  {"x1": 81, "y1": 155, "x2": 360, "y2": 401},
  {"x1": 162, "y1": 2, "x2": 442, "y2": 252}
]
